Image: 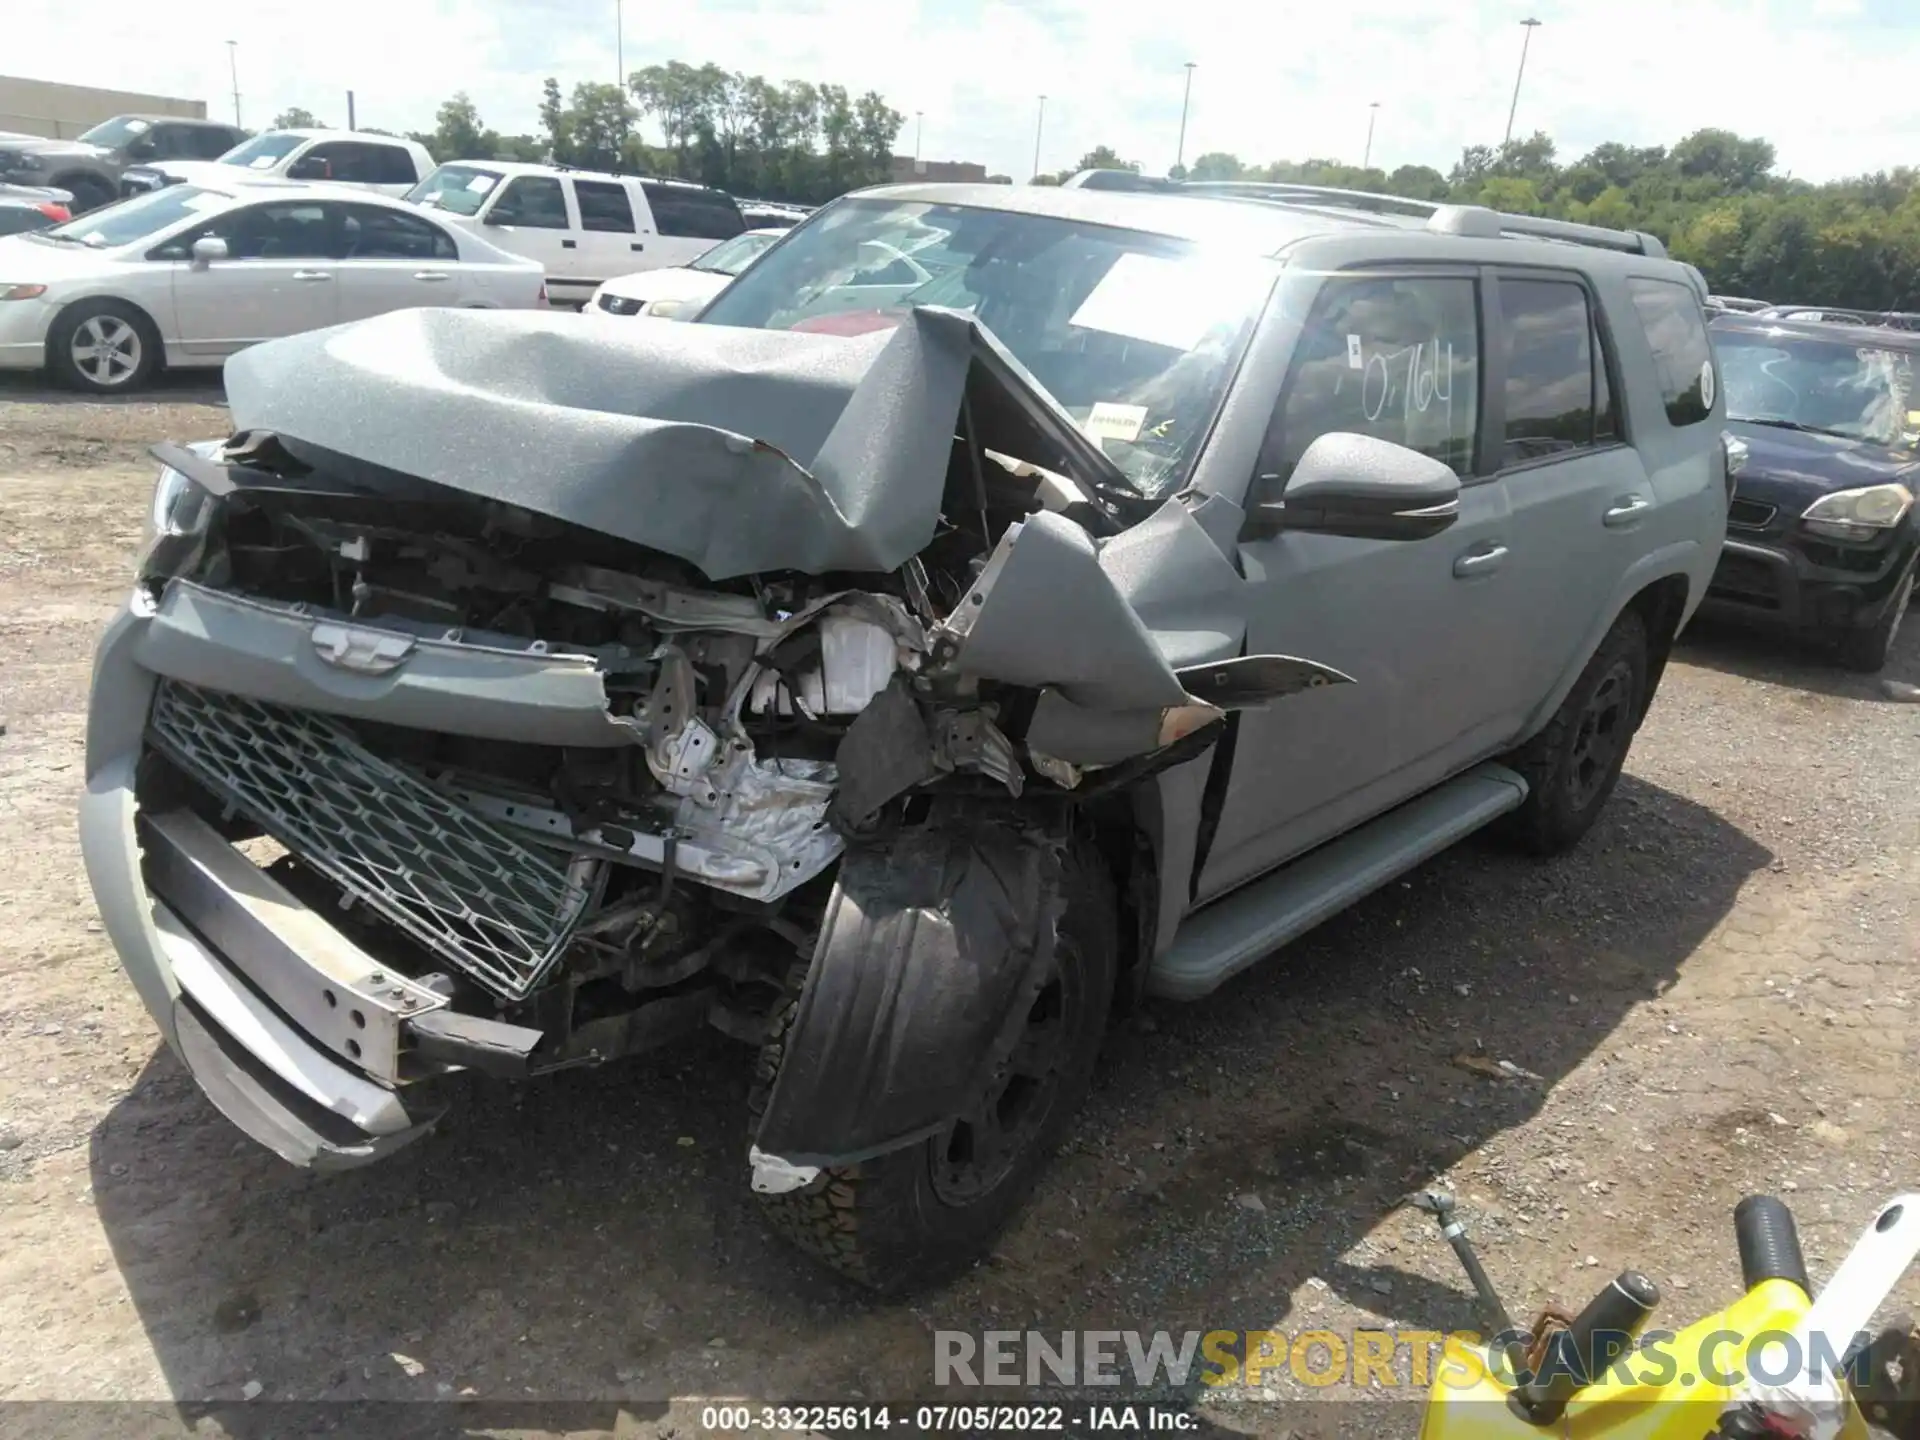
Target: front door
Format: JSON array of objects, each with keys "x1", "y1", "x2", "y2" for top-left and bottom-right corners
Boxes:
[
  {"x1": 479, "y1": 174, "x2": 578, "y2": 300},
  {"x1": 1196, "y1": 269, "x2": 1521, "y2": 902},
  {"x1": 165, "y1": 198, "x2": 342, "y2": 355}
]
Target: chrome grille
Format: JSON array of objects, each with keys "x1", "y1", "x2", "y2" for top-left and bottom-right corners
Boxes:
[{"x1": 147, "y1": 680, "x2": 588, "y2": 1001}]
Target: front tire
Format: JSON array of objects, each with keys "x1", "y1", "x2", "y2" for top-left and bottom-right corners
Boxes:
[
  {"x1": 48, "y1": 300, "x2": 159, "y2": 394},
  {"x1": 1498, "y1": 609, "x2": 1649, "y2": 856},
  {"x1": 1836, "y1": 566, "x2": 1914, "y2": 674},
  {"x1": 749, "y1": 832, "x2": 1118, "y2": 1294}
]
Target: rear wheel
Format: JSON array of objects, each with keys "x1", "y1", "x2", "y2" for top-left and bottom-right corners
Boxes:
[
  {"x1": 749, "y1": 832, "x2": 1118, "y2": 1293},
  {"x1": 48, "y1": 300, "x2": 159, "y2": 394},
  {"x1": 1498, "y1": 609, "x2": 1649, "y2": 856}
]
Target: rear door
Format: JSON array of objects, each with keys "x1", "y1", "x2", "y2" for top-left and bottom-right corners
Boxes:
[
  {"x1": 334, "y1": 202, "x2": 464, "y2": 319},
  {"x1": 480, "y1": 174, "x2": 580, "y2": 301},
  {"x1": 1483, "y1": 269, "x2": 1654, "y2": 719},
  {"x1": 640, "y1": 181, "x2": 744, "y2": 267},
  {"x1": 162, "y1": 198, "x2": 342, "y2": 354},
  {"x1": 292, "y1": 140, "x2": 420, "y2": 195},
  {"x1": 571, "y1": 177, "x2": 650, "y2": 285},
  {"x1": 1197, "y1": 267, "x2": 1521, "y2": 901}
]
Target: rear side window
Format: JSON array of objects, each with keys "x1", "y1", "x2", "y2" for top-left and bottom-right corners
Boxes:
[
  {"x1": 1628, "y1": 278, "x2": 1715, "y2": 426},
  {"x1": 642, "y1": 182, "x2": 745, "y2": 240},
  {"x1": 490, "y1": 175, "x2": 569, "y2": 229},
  {"x1": 574, "y1": 179, "x2": 634, "y2": 233},
  {"x1": 184, "y1": 126, "x2": 239, "y2": 160},
  {"x1": 341, "y1": 204, "x2": 457, "y2": 260},
  {"x1": 1259, "y1": 273, "x2": 1481, "y2": 491},
  {"x1": 1498, "y1": 278, "x2": 1607, "y2": 465},
  {"x1": 302, "y1": 142, "x2": 418, "y2": 186}
]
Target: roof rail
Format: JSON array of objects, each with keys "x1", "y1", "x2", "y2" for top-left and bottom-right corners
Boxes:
[{"x1": 1182, "y1": 179, "x2": 1668, "y2": 258}]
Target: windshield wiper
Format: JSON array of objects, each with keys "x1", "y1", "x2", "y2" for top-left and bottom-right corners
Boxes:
[
  {"x1": 1738, "y1": 417, "x2": 1860, "y2": 441},
  {"x1": 27, "y1": 231, "x2": 88, "y2": 245}
]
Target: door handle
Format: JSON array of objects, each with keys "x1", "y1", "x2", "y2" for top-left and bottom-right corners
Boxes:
[
  {"x1": 630, "y1": 242, "x2": 645, "y2": 251},
  {"x1": 411, "y1": 271, "x2": 451, "y2": 282},
  {"x1": 1452, "y1": 544, "x2": 1509, "y2": 578},
  {"x1": 1604, "y1": 494, "x2": 1653, "y2": 527},
  {"x1": 561, "y1": 239, "x2": 577, "y2": 249},
  {"x1": 291, "y1": 270, "x2": 332, "y2": 282}
]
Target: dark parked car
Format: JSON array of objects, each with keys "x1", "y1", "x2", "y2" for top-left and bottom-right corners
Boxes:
[
  {"x1": 0, "y1": 182, "x2": 70, "y2": 236},
  {"x1": 0, "y1": 115, "x2": 249, "y2": 214},
  {"x1": 1706, "y1": 315, "x2": 1920, "y2": 669}
]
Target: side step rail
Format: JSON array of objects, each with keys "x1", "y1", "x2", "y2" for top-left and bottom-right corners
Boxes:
[{"x1": 1148, "y1": 762, "x2": 1528, "y2": 1000}]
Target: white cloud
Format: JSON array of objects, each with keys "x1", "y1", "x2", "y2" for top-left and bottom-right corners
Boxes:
[{"x1": 10, "y1": 0, "x2": 1920, "y2": 183}]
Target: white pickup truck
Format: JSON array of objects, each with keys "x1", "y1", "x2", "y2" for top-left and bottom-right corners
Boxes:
[{"x1": 121, "y1": 130, "x2": 435, "y2": 200}]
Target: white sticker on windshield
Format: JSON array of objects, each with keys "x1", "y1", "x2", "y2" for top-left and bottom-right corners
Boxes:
[
  {"x1": 1347, "y1": 334, "x2": 1365, "y2": 370},
  {"x1": 124, "y1": 119, "x2": 151, "y2": 134},
  {"x1": 1068, "y1": 251, "x2": 1256, "y2": 352},
  {"x1": 1084, "y1": 402, "x2": 1148, "y2": 446},
  {"x1": 249, "y1": 155, "x2": 276, "y2": 169},
  {"x1": 467, "y1": 173, "x2": 497, "y2": 193},
  {"x1": 1700, "y1": 359, "x2": 1716, "y2": 410}
]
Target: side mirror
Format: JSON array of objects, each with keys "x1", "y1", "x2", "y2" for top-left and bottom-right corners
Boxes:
[
  {"x1": 1244, "y1": 432, "x2": 1461, "y2": 542},
  {"x1": 126, "y1": 139, "x2": 156, "y2": 160},
  {"x1": 189, "y1": 236, "x2": 229, "y2": 269}
]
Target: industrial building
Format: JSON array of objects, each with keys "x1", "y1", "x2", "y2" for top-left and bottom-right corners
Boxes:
[{"x1": 0, "y1": 74, "x2": 207, "y2": 140}]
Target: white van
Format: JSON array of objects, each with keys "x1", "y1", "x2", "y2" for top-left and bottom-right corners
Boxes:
[
  {"x1": 123, "y1": 131, "x2": 435, "y2": 200},
  {"x1": 404, "y1": 162, "x2": 748, "y2": 309}
]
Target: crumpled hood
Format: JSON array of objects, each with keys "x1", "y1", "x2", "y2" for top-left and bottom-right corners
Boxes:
[
  {"x1": 222, "y1": 305, "x2": 987, "y2": 579},
  {"x1": 1729, "y1": 420, "x2": 1920, "y2": 511}
]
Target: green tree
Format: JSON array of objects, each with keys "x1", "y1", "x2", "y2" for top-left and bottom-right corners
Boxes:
[
  {"x1": 565, "y1": 82, "x2": 637, "y2": 171},
  {"x1": 1074, "y1": 145, "x2": 1139, "y2": 174},
  {"x1": 272, "y1": 107, "x2": 323, "y2": 129},
  {"x1": 1188, "y1": 151, "x2": 1245, "y2": 181},
  {"x1": 539, "y1": 77, "x2": 571, "y2": 164},
  {"x1": 417, "y1": 93, "x2": 496, "y2": 163}
]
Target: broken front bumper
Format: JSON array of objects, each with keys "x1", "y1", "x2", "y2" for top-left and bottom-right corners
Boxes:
[{"x1": 81, "y1": 603, "x2": 467, "y2": 1170}]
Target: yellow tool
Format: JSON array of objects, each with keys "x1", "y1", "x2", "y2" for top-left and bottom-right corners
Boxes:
[{"x1": 1410, "y1": 1189, "x2": 1920, "y2": 1439}]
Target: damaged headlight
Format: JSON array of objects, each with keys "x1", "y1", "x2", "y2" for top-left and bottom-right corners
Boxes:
[
  {"x1": 135, "y1": 445, "x2": 222, "y2": 593},
  {"x1": 1801, "y1": 482, "x2": 1914, "y2": 542}
]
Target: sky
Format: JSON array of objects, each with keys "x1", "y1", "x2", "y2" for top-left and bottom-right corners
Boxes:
[{"x1": 11, "y1": 0, "x2": 1920, "y2": 184}]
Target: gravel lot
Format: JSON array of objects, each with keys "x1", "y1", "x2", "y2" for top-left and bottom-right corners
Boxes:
[{"x1": 1, "y1": 374, "x2": 1917, "y2": 1438}]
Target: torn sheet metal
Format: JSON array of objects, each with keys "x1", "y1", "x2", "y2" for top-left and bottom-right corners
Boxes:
[
  {"x1": 221, "y1": 305, "x2": 1108, "y2": 581},
  {"x1": 752, "y1": 809, "x2": 1065, "y2": 1168}
]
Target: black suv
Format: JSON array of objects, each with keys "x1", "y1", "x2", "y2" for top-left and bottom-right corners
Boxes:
[{"x1": 1707, "y1": 314, "x2": 1920, "y2": 670}]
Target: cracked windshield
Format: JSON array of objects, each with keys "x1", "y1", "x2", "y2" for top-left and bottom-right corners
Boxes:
[
  {"x1": 699, "y1": 198, "x2": 1275, "y2": 496},
  {"x1": 1718, "y1": 326, "x2": 1918, "y2": 446}
]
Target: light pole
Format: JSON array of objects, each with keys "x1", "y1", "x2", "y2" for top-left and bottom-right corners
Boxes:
[
  {"x1": 1503, "y1": 18, "x2": 1541, "y2": 148},
  {"x1": 915, "y1": 110, "x2": 923, "y2": 163},
  {"x1": 1175, "y1": 61, "x2": 1196, "y2": 172},
  {"x1": 1032, "y1": 94, "x2": 1046, "y2": 181},
  {"x1": 225, "y1": 40, "x2": 240, "y2": 127},
  {"x1": 1363, "y1": 101, "x2": 1380, "y2": 169}
]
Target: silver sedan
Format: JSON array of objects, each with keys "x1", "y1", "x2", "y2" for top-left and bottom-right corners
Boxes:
[{"x1": 0, "y1": 179, "x2": 546, "y2": 392}]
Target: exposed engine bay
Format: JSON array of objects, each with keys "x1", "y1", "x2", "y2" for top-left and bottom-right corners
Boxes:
[{"x1": 119, "y1": 304, "x2": 1349, "y2": 1180}]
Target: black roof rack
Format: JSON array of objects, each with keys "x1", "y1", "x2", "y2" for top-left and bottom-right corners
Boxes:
[{"x1": 1064, "y1": 171, "x2": 1669, "y2": 259}]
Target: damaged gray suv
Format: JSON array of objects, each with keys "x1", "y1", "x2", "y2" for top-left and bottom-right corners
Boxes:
[{"x1": 81, "y1": 181, "x2": 1728, "y2": 1291}]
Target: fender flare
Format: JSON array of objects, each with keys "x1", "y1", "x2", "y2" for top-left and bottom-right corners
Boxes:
[
  {"x1": 1516, "y1": 540, "x2": 1700, "y2": 741},
  {"x1": 750, "y1": 807, "x2": 1066, "y2": 1170}
]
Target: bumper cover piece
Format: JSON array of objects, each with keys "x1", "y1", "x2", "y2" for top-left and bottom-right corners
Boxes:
[{"x1": 752, "y1": 809, "x2": 1064, "y2": 1168}]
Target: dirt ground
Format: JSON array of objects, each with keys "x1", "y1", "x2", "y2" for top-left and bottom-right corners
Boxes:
[{"x1": 1, "y1": 373, "x2": 1918, "y2": 1438}]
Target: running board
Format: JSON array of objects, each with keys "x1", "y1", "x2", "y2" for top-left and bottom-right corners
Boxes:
[{"x1": 1147, "y1": 762, "x2": 1529, "y2": 1000}]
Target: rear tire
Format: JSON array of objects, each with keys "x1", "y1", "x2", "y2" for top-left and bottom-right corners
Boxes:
[
  {"x1": 749, "y1": 831, "x2": 1118, "y2": 1294},
  {"x1": 47, "y1": 299, "x2": 160, "y2": 394},
  {"x1": 1836, "y1": 566, "x2": 1914, "y2": 674},
  {"x1": 1497, "y1": 609, "x2": 1649, "y2": 856}
]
